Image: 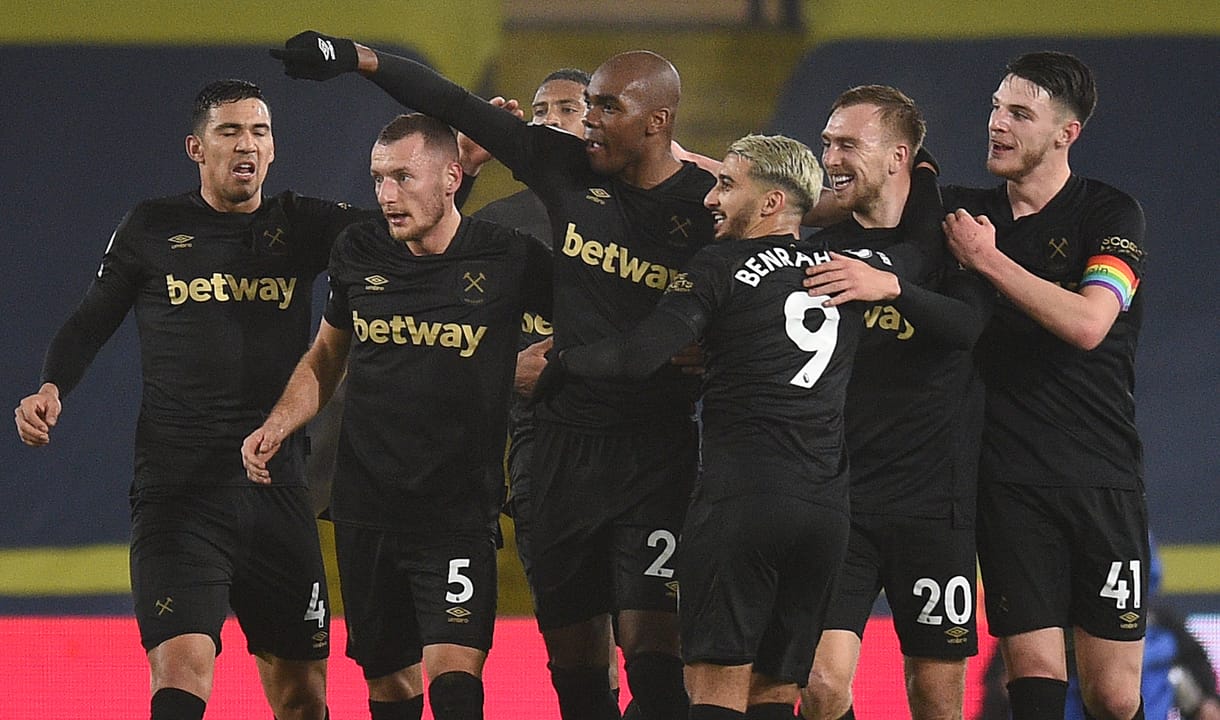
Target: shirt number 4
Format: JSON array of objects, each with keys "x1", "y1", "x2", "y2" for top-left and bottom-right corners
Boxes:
[{"x1": 1099, "y1": 559, "x2": 1142, "y2": 610}]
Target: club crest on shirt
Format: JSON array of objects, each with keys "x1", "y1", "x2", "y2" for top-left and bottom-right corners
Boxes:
[
  {"x1": 263, "y1": 226, "x2": 289, "y2": 255},
  {"x1": 457, "y1": 262, "x2": 492, "y2": 305},
  {"x1": 1044, "y1": 236, "x2": 1070, "y2": 271}
]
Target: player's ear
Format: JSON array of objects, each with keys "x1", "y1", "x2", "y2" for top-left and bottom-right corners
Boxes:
[
  {"x1": 646, "y1": 107, "x2": 672, "y2": 136},
  {"x1": 891, "y1": 143, "x2": 910, "y2": 174},
  {"x1": 1058, "y1": 118, "x2": 1082, "y2": 149},
  {"x1": 761, "y1": 188, "x2": 785, "y2": 216},
  {"x1": 446, "y1": 161, "x2": 463, "y2": 194},
  {"x1": 185, "y1": 134, "x2": 204, "y2": 163}
]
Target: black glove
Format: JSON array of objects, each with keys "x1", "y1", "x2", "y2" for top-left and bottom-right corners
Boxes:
[
  {"x1": 269, "y1": 31, "x2": 359, "y2": 81},
  {"x1": 913, "y1": 145, "x2": 940, "y2": 176},
  {"x1": 527, "y1": 350, "x2": 567, "y2": 407}
]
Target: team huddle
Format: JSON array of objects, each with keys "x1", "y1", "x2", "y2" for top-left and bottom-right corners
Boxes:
[{"x1": 14, "y1": 29, "x2": 1147, "y2": 720}]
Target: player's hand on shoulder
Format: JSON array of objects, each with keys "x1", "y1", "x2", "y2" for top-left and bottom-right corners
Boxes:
[
  {"x1": 514, "y1": 337, "x2": 553, "y2": 400},
  {"x1": 942, "y1": 208, "x2": 996, "y2": 270},
  {"x1": 241, "y1": 425, "x2": 284, "y2": 485},
  {"x1": 14, "y1": 383, "x2": 61, "y2": 447},
  {"x1": 804, "y1": 252, "x2": 900, "y2": 306},
  {"x1": 270, "y1": 30, "x2": 359, "y2": 81}
]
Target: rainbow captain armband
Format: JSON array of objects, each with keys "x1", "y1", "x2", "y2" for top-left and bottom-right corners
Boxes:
[{"x1": 1080, "y1": 254, "x2": 1140, "y2": 310}]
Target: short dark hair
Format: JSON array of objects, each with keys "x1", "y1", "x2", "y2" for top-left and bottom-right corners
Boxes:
[
  {"x1": 376, "y1": 113, "x2": 459, "y2": 160},
  {"x1": 830, "y1": 84, "x2": 926, "y2": 152},
  {"x1": 191, "y1": 79, "x2": 266, "y2": 135},
  {"x1": 541, "y1": 68, "x2": 591, "y2": 87},
  {"x1": 1005, "y1": 51, "x2": 1097, "y2": 126}
]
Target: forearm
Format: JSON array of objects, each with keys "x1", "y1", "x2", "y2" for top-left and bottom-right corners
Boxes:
[
  {"x1": 263, "y1": 344, "x2": 346, "y2": 438},
  {"x1": 891, "y1": 280, "x2": 986, "y2": 350},
  {"x1": 360, "y1": 48, "x2": 525, "y2": 164},
  {"x1": 562, "y1": 310, "x2": 699, "y2": 380},
  {"x1": 40, "y1": 281, "x2": 133, "y2": 396},
  {"x1": 971, "y1": 249, "x2": 1118, "y2": 350}
]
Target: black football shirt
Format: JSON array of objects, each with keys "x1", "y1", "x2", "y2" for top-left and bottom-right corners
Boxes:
[{"x1": 323, "y1": 216, "x2": 553, "y2": 533}]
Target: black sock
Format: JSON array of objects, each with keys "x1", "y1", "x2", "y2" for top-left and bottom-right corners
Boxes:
[
  {"x1": 150, "y1": 688, "x2": 206, "y2": 720},
  {"x1": 746, "y1": 702, "x2": 796, "y2": 719},
  {"x1": 549, "y1": 664, "x2": 621, "y2": 720},
  {"x1": 625, "y1": 651, "x2": 689, "y2": 720},
  {"x1": 369, "y1": 695, "x2": 424, "y2": 720},
  {"x1": 836, "y1": 708, "x2": 855, "y2": 720},
  {"x1": 690, "y1": 704, "x2": 747, "y2": 720},
  {"x1": 1007, "y1": 677, "x2": 1068, "y2": 720},
  {"x1": 429, "y1": 671, "x2": 484, "y2": 720}
]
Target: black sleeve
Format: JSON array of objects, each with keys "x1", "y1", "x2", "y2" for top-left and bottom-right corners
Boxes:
[
  {"x1": 882, "y1": 165, "x2": 947, "y2": 284},
  {"x1": 561, "y1": 308, "x2": 700, "y2": 380},
  {"x1": 369, "y1": 52, "x2": 534, "y2": 174},
  {"x1": 891, "y1": 269, "x2": 994, "y2": 350},
  {"x1": 559, "y1": 248, "x2": 726, "y2": 379},
  {"x1": 40, "y1": 222, "x2": 140, "y2": 396},
  {"x1": 520, "y1": 232, "x2": 554, "y2": 319}
]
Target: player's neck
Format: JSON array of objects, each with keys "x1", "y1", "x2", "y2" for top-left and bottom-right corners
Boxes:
[
  {"x1": 853, "y1": 173, "x2": 910, "y2": 229},
  {"x1": 406, "y1": 205, "x2": 461, "y2": 256},
  {"x1": 618, "y1": 146, "x2": 684, "y2": 190},
  {"x1": 1006, "y1": 157, "x2": 1071, "y2": 219},
  {"x1": 200, "y1": 186, "x2": 262, "y2": 214}
]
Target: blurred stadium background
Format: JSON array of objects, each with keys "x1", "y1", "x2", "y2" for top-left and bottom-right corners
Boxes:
[{"x1": 1, "y1": 0, "x2": 1216, "y2": 717}]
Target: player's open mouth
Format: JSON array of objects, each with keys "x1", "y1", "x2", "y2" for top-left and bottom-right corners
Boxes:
[
  {"x1": 830, "y1": 174, "x2": 854, "y2": 191},
  {"x1": 990, "y1": 140, "x2": 1013, "y2": 155},
  {"x1": 710, "y1": 211, "x2": 725, "y2": 229},
  {"x1": 586, "y1": 140, "x2": 604, "y2": 153},
  {"x1": 232, "y1": 162, "x2": 256, "y2": 180},
  {"x1": 384, "y1": 211, "x2": 409, "y2": 225}
]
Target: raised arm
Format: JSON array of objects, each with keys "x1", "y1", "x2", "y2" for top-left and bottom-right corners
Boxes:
[
  {"x1": 272, "y1": 31, "x2": 533, "y2": 172},
  {"x1": 242, "y1": 319, "x2": 351, "y2": 483}
]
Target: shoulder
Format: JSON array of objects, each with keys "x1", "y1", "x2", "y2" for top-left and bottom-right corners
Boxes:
[
  {"x1": 274, "y1": 190, "x2": 360, "y2": 218},
  {"x1": 941, "y1": 183, "x2": 1003, "y2": 213},
  {"x1": 1078, "y1": 177, "x2": 1144, "y2": 218}
]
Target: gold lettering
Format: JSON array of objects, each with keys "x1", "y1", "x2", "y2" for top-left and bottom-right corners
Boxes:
[{"x1": 188, "y1": 277, "x2": 211, "y2": 302}]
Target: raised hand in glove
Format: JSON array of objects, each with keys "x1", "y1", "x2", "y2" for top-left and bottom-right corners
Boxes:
[{"x1": 269, "y1": 30, "x2": 359, "y2": 81}]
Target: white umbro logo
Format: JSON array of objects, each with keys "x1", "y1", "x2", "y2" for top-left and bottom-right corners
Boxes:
[
  {"x1": 317, "y1": 38, "x2": 336, "y2": 61},
  {"x1": 585, "y1": 187, "x2": 611, "y2": 205},
  {"x1": 364, "y1": 275, "x2": 388, "y2": 291}
]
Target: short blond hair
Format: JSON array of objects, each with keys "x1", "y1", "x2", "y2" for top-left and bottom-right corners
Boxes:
[{"x1": 726, "y1": 134, "x2": 823, "y2": 214}]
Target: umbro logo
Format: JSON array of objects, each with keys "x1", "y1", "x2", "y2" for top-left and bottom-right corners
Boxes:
[
  {"x1": 167, "y1": 234, "x2": 194, "y2": 249},
  {"x1": 317, "y1": 37, "x2": 336, "y2": 61},
  {"x1": 665, "y1": 580, "x2": 680, "y2": 597},
  {"x1": 585, "y1": 187, "x2": 611, "y2": 205},
  {"x1": 364, "y1": 275, "x2": 388, "y2": 291},
  {"x1": 944, "y1": 626, "x2": 969, "y2": 644},
  {"x1": 446, "y1": 606, "x2": 471, "y2": 624}
]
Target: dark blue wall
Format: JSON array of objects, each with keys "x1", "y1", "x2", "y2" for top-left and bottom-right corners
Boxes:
[{"x1": 769, "y1": 38, "x2": 1220, "y2": 545}]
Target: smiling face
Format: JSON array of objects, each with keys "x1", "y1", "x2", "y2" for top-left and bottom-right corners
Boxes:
[
  {"x1": 530, "y1": 78, "x2": 587, "y2": 135},
  {"x1": 986, "y1": 73, "x2": 1071, "y2": 181},
  {"x1": 186, "y1": 97, "x2": 274, "y2": 213},
  {"x1": 370, "y1": 132, "x2": 458, "y2": 246},
  {"x1": 704, "y1": 153, "x2": 764, "y2": 241},
  {"x1": 820, "y1": 102, "x2": 898, "y2": 216}
]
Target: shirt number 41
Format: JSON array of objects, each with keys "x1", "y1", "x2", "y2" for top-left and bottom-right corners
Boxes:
[{"x1": 1099, "y1": 559, "x2": 1142, "y2": 610}]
